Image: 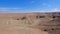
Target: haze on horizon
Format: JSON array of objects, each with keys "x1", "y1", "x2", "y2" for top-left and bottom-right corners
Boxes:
[{"x1": 0, "y1": 0, "x2": 60, "y2": 13}]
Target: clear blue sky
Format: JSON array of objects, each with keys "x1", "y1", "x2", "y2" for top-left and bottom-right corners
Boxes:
[{"x1": 0, "y1": 0, "x2": 60, "y2": 13}]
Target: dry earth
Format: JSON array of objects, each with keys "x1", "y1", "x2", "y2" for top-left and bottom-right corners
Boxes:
[{"x1": 0, "y1": 12, "x2": 60, "y2": 34}]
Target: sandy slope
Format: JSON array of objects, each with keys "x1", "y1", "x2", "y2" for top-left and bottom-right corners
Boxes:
[
  {"x1": 0, "y1": 25, "x2": 48, "y2": 34},
  {"x1": 0, "y1": 12, "x2": 60, "y2": 34}
]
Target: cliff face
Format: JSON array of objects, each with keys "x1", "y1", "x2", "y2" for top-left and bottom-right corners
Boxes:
[{"x1": 0, "y1": 12, "x2": 60, "y2": 34}]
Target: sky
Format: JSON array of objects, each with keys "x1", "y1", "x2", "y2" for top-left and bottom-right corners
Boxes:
[{"x1": 0, "y1": 0, "x2": 60, "y2": 13}]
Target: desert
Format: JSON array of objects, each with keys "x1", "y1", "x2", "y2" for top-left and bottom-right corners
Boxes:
[{"x1": 0, "y1": 12, "x2": 60, "y2": 34}]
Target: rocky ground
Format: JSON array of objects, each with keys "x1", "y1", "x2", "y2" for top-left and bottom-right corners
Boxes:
[{"x1": 0, "y1": 12, "x2": 60, "y2": 34}]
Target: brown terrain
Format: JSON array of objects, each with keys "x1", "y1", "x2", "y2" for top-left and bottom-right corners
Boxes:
[{"x1": 0, "y1": 12, "x2": 60, "y2": 34}]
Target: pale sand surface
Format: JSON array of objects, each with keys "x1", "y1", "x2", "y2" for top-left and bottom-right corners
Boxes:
[{"x1": 0, "y1": 25, "x2": 48, "y2": 34}]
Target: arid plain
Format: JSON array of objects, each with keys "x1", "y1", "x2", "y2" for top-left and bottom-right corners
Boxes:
[{"x1": 0, "y1": 12, "x2": 60, "y2": 34}]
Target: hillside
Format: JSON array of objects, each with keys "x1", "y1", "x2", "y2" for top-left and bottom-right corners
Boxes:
[{"x1": 0, "y1": 12, "x2": 60, "y2": 34}]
